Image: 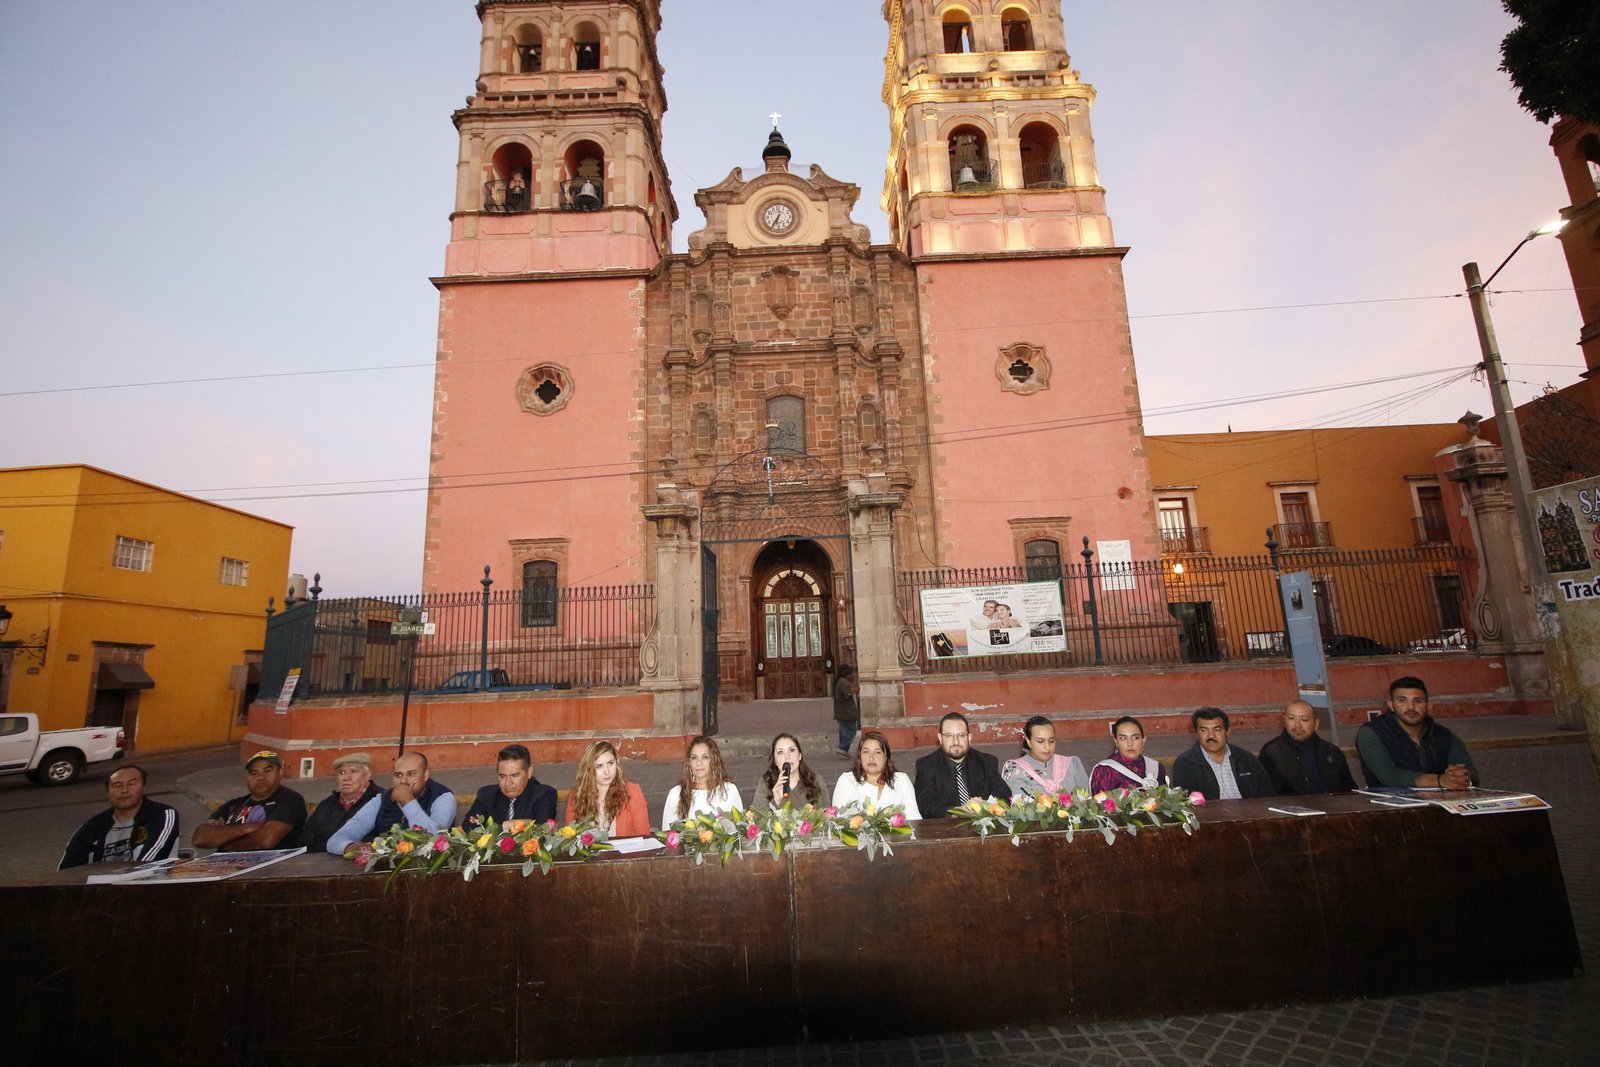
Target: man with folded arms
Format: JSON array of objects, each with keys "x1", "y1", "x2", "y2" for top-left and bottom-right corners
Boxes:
[
  {"x1": 464, "y1": 743, "x2": 557, "y2": 827},
  {"x1": 1171, "y1": 707, "x2": 1275, "y2": 801},
  {"x1": 59, "y1": 765, "x2": 179, "y2": 869},
  {"x1": 300, "y1": 751, "x2": 383, "y2": 854},
  {"x1": 329, "y1": 750, "x2": 458, "y2": 855},
  {"x1": 1258, "y1": 699, "x2": 1357, "y2": 795},
  {"x1": 193, "y1": 750, "x2": 308, "y2": 852},
  {"x1": 1356, "y1": 676, "x2": 1479, "y2": 789},
  {"x1": 914, "y1": 711, "x2": 1010, "y2": 818}
]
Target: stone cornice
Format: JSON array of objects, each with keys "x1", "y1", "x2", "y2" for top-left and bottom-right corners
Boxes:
[{"x1": 911, "y1": 246, "x2": 1129, "y2": 265}]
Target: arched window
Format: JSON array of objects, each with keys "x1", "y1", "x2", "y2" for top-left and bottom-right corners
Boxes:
[
  {"x1": 942, "y1": 9, "x2": 975, "y2": 53},
  {"x1": 1024, "y1": 539, "x2": 1062, "y2": 581},
  {"x1": 573, "y1": 22, "x2": 601, "y2": 70},
  {"x1": 766, "y1": 396, "x2": 806, "y2": 454},
  {"x1": 561, "y1": 140, "x2": 605, "y2": 211},
  {"x1": 486, "y1": 142, "x2": 533, "y2": 213},
  {"x1": 948, "y1": 125, "x2": 994, "y2": 189},
  {"x1": 513, "y1": 24, "x2": 543, "y2": 72},
  {"x1": 1001, "y1": 8, "x2": 1035, "y2": 51},
  {"x1": 1018, "y1": 122, "x2": 1066, "y2": 188},
  {"x1": 521, "y1": 560, "x2": 559, "y2": 628}
]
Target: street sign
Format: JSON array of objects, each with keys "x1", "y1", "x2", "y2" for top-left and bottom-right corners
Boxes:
[{"x1": 392, "y1": 622, "x2": 426, "y2": 636}]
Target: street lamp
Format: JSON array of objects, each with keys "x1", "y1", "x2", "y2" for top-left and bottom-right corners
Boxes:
[{"x1": 1461, "y1": 219, "x2": 1567, "y2": 616}]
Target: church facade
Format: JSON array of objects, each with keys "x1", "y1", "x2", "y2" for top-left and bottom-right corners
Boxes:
[{"x1": 424, "y1": 1, "x2": 1160, "y2": 714}]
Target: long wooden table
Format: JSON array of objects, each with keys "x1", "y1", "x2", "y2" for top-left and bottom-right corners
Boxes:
[{"x1": 1, "y1": 796, "x2": 1580, "y2": 1065}]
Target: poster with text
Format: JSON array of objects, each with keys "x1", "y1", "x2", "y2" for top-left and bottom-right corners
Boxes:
[
  {"x1": 1097, "y1": 539, "x2": 1135, "y2": 591},
  {"x1": 919, "y1": 581, "x2": 1067, "y2": 659}
]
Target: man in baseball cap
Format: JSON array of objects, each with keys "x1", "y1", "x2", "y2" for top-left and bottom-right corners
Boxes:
[
  {"x1": 192, "y1": 750, "x2": 308, "y2": 853},
  {"x1": 298, "y1": 752, "x2": 382, "y2": 854}
]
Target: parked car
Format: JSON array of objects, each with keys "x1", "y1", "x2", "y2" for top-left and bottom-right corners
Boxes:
[
  {"x1": 1323, "y1": 634, "x2": 1397, "y2": 657},
  {"x1": 1408, "y1": 627, "x2": 1471, "y2": 653},
  {"x1": 0, "y1": 712, "x2": 125, "y2": 785},
  {"x1": 427, "y1": 669, "x2": 571, "y2": 693}
]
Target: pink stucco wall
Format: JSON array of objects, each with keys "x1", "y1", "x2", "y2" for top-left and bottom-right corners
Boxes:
[{"x1": 916, "y1": 254, "x2": 1159, "y2": 565}]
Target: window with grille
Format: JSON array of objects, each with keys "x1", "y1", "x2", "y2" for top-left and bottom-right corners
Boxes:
[
  {"x1": 219, "y1": 557, "x2": 250, "y2": 586},
  {"x1": 113, "y1": 536, "x2": 154, "y2": 572},
  {"x1": 521, "y1": 560, "x2": 558, "y2": 628},
  {"x1": 1024, "y1": 538, "x2": 1062, "y2": 581}
]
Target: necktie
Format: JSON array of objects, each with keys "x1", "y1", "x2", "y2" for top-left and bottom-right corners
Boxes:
[{"x1": 955, "y1": 760, "x2": 970, "y2": 804}]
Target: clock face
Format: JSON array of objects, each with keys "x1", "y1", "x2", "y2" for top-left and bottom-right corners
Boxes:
[{"x1": 760, "y1": 199, "x2": 797, "y2": 234}]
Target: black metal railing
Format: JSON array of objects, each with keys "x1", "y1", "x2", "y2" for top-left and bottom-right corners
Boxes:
[
  {"x1": 559, "y1": 176, "x2": 605, "y2": 211},
  {"x1": 950, "y1": 158, "x2": 999, "y2": 190},
  {"x1": 261, "y1": 579, "x2": 653, "y2": 701},
  {"x1": 896, "y1": 544, "x2": 1472, "y2": 674},
  {"x1": 483, "y1": 179, "x2": 531, "y2": 214},
  {"x1": 1159, "y1": 526, "x2": 1211, "y2": 555},
  {"x1": 1273, "y1": 521, "x2": 1335, "y2": 550},
  {"x1": 1412, "y1": 515, "x2": 1451, "y2": 545},
  {"x1": 1022, "y1": 159, "x2": 1068, "y2": 188}
]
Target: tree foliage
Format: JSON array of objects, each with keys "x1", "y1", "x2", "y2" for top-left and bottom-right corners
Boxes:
[{"x1": 1499, "y1": 0, "x2": 1600, "y2": 125}]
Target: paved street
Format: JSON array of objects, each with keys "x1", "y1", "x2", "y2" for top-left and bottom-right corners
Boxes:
[{"x1": 1, "y1": 721, "x2": 1593, "y2": 1066}]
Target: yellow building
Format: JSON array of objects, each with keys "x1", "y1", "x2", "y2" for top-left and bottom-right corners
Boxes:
[{"x1": 0, "y1": 465, "x2": 292, "y2": 752}]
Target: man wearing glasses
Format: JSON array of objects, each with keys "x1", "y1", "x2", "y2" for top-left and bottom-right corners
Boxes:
[{"x1": 914, "y1": 711, "x2": 1011, "y2": 818}]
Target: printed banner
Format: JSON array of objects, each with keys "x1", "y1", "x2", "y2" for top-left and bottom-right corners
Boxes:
[{"x1": 919, "y1": 581, "x2": 1067, "y2": 659}]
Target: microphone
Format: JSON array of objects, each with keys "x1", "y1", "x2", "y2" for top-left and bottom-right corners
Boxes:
[{"x1": 780, "y1": 761, "x2": 792, "y2": 799}]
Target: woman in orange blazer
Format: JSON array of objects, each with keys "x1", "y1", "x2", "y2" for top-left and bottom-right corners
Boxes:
[{"x1": 566, "y1": 740, "x2": 651, "y2": 838}]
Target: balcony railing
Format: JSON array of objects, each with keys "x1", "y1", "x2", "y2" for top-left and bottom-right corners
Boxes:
[
  {"x1": 1273, "y1": 521, "x2": 1335, "y2": 550},
  {"x1": 482, "y1": 179, "x2": 531, "y2": 214},
  {"x1": 1159, "y1": 526, "x2": 1211, "y2": 555},
  {"x1": 1022, "y1": 159, "x2": 1068, "y2": 188},
  {"x1": 559, "y1": 177, "x2": 605, "y2": 212},
  {"x1": 1413, "y1": 515, "x2": 1451, "y2": 545},
  {"x1": 950, "y1": 158, "x2": 999, "y2": 191}
]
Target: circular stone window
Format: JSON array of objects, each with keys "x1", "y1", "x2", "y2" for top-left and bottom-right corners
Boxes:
[
  {"x1": 516, "y1": 363, "x2": 574, "y2": 415},
  {"x1": 995, "y1": 343, "x2": 1051, "y2": 395}
]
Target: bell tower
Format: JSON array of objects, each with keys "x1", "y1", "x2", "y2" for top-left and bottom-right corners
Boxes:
[
  {"x1": 424, "y1": 0, "x2": 676, "y2": 593},
  {"x1": 880, "y1": 0, "x2": 1160, "y2": 564}
]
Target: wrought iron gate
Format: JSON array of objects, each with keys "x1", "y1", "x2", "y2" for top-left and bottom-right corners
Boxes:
[{"x1": 700, "y1": 543, "x2": 719, "y2": 736}]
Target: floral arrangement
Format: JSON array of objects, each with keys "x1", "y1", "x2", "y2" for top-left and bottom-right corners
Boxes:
[
  {"x1": 657, "y1": 801, "x2": 914, "y2": 866},
  {"x1": 949, "y1": 785, "x2": 1202, "y2": 846},
  {"x1": 356, "y1": 817, "x2": 613, "y2": 881}
]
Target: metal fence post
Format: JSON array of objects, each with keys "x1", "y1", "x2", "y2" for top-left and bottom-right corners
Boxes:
[
  {"x1": 479, "y1": 565, "x2": 493, "y2": 691},
  {"x1": 1081, "y1": 537, "x2": 1104, "y2": 666}
]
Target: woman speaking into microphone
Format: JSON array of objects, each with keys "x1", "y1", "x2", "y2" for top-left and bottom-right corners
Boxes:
[{"x1": 757, "y1": 733, "x2": 823, "y2": 810}]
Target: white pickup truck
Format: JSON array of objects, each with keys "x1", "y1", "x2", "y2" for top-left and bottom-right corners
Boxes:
[{"x1": 0, "y1": 713, "x2": 125, "y2": 785}]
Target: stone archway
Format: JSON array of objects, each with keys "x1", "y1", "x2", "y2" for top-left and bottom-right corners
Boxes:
[{"x1": 750, "y1": 540, "x2": 835, "y2": 699}]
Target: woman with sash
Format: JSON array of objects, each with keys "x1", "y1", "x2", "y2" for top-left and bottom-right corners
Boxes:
[
  {"x1": 756, "y1": 733, "x2": 824, "y2": 810},
  {"x1": 1002, "y1": 716, "x2": 1089, "y2": 799},
  {"x1": 831, "y1": 731, "x2": 921, "y2": 819},
  {"x1": 1089, "y1": 715, "x2": 1170, "y2": 793},
  {"x1": 565, "y1": 740, "x2": 650, "y2": 839},
  {"x1": 661, "y1": 736, "x2": 743, "y2": 827}
]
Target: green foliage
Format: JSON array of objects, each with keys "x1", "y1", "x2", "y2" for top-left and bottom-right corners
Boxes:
[{"x1": 1500, "y1": 0, "x2": 1600, "y2": 125}]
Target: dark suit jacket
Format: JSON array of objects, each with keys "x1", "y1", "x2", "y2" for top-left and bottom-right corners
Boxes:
[
  {"x1": 913, "y1": 748, "x2": 1011, "y2": 818},
  {"x1": 1258, "y1": 731, "x2": 1358, "y2": 795},
  {"x1": 464, "y1": 780, "x2": 558, "y2": 827},
  {"x1": 1170, "y1": 743, "x2": 1275, "y2": 800}
]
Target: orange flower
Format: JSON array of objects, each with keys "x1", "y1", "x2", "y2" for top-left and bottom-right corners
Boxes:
[
  {"x1": 1037, "y1": 793, "x2": 1056, "y2": 808},
  {"x1": 506, "y1": 820, "x2": 529, "y2": 834},
  {"x1": 521, "y1": 838, "x2": 540, "y2": 857},
  {"x1": 394, "y1": 840, "x2": 414, "y2": 854},
  {"x1": 988, "y1": 803, "x2": 1007, "y2": 817},
  {"x1": 849, "y1": 815, "x2": 865, "y2": 829},
  {"x1": 698, "y1": 828, "x2": 715, "y2": 844}
]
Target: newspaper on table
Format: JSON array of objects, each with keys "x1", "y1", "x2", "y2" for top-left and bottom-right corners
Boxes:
[
  {"x1": 86, "y1": 847, "x2": 306, "y2": 884},
  {"x1": 1356, "y1": 787, "x2": 1550, "y2": 816}
]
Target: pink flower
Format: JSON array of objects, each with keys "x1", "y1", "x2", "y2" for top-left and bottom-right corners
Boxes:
[
  {"x1": 498, "y1": 836, "x2": 516, "y2": 854},
  {"x1": 431, "y1": 835, "x2": 449, "y2": 852},
  {"x1": 545, "y1": 819, "x2": 556, "y2": 830},
  {"x1": 746, "y1": 824, "x2": 760, "y2": 840},
  {"x1": 1189, "y1": 791, "x2": 1207, "y2": 806},
  {"x1": 1117, "y1": 788, "x2": 1129, "y2": 799},
  {"x1": 580, "y1": 832, "x2": 595, "y2": 846},
  {"x1": 665, "y1": 830, "x2": 681, "y2": 849},
  {"x1": 1102, "y1": 797, "x2": 1117, "y2": 812},
  {"x1": 353, "y1": 845, "x2": 373, "y2": 867},
  {"x1": 1057, "y1": 793, "x2": 1071, "y2": 806},
  {"x1": 889, "y1": 813, "x2": 906, "y2": 828},
  {"x1": 824, "y1": 806, "x2": 838, "y2": 817},
  {"x1": 798, "y1": 820, "x2": 814, "y2": 835}
]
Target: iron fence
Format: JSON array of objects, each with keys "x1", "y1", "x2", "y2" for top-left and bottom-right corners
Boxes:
[
  {"x1": 260, "y1": 582, "x2": 653, "y2": 700},
  {"x1": 896, "y1": 545, "x2": 1473, "y2": 675}
]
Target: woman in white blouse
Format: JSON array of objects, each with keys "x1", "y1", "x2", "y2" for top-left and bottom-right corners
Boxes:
[
  {"x1": 831, "y1": 731, "x2": 921, "y2": 820},
  {"x1": 660, "y1": 735, "x2": 743, "y2": 828}
]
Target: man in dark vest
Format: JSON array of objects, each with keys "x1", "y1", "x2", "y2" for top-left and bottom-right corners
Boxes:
[
  {"x1": 1355, "y1": 676, "x2": 1479, "y2": 790},
  {"x1": 301, "y1": 752, "x2": 383, "y2": 854},
  {"x1": 328, "y1": 750, "x2": 458, "y2": 856}
]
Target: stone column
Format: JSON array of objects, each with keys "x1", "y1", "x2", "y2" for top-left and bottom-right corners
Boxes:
[
  {"x1": 640, "y1": 485, "x2": 702, "y2": 735},
  {"x1": 847, "y1": 472, "x2": 919, "y2": 722},
  {"x1": 1445, "y1": 431, "x2": 1551, "y2": 705}
]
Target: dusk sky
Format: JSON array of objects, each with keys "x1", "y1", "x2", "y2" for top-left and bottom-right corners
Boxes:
[{"x1": 0, "y1": 2, "x2": 1583, "y2": 595}]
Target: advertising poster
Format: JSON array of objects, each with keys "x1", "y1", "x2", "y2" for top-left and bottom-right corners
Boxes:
[
  {"x1": 919, "y1": 581, "x2": 1067, "y2": 659},
  {"x1": 1529, "y1": 475, "x2": 1600, "y2": 730},
  {"x1": 1097, "y1": 539, "x2": 1135, "y2": 591}
]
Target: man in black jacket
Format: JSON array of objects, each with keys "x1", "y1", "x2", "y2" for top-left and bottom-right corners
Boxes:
[
  {"x1": 1258, "y1": 699, "x2": 1357, "y2": 795},
  {"x1": 914, "y1": 712, "x2": 1011, "y2": 818},
  {"x1": 464, "y1": 743, "x2": 558, "y2": 826},
  {"x1": 59, "y1": 765, "x2": 179, "y2": 869},
  {"x1": 300, "y1": 752, "x2": 383, "y2": 853},
  {"x1": 1170, "y1": 707, "x2": 1274, "y2": 801}
]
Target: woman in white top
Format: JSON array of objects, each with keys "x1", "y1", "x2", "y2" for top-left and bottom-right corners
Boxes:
[
  {"x1": 831, "y1": 731, "x2": 922, "y2": 820},
  {"x1": 660, "y1": 735, "x2": 743, "y2": 828}
]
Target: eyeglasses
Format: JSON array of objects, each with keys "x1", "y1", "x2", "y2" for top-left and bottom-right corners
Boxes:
[{"x1": 941, "y1": 732, "x2": 968, "y2": 740}]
